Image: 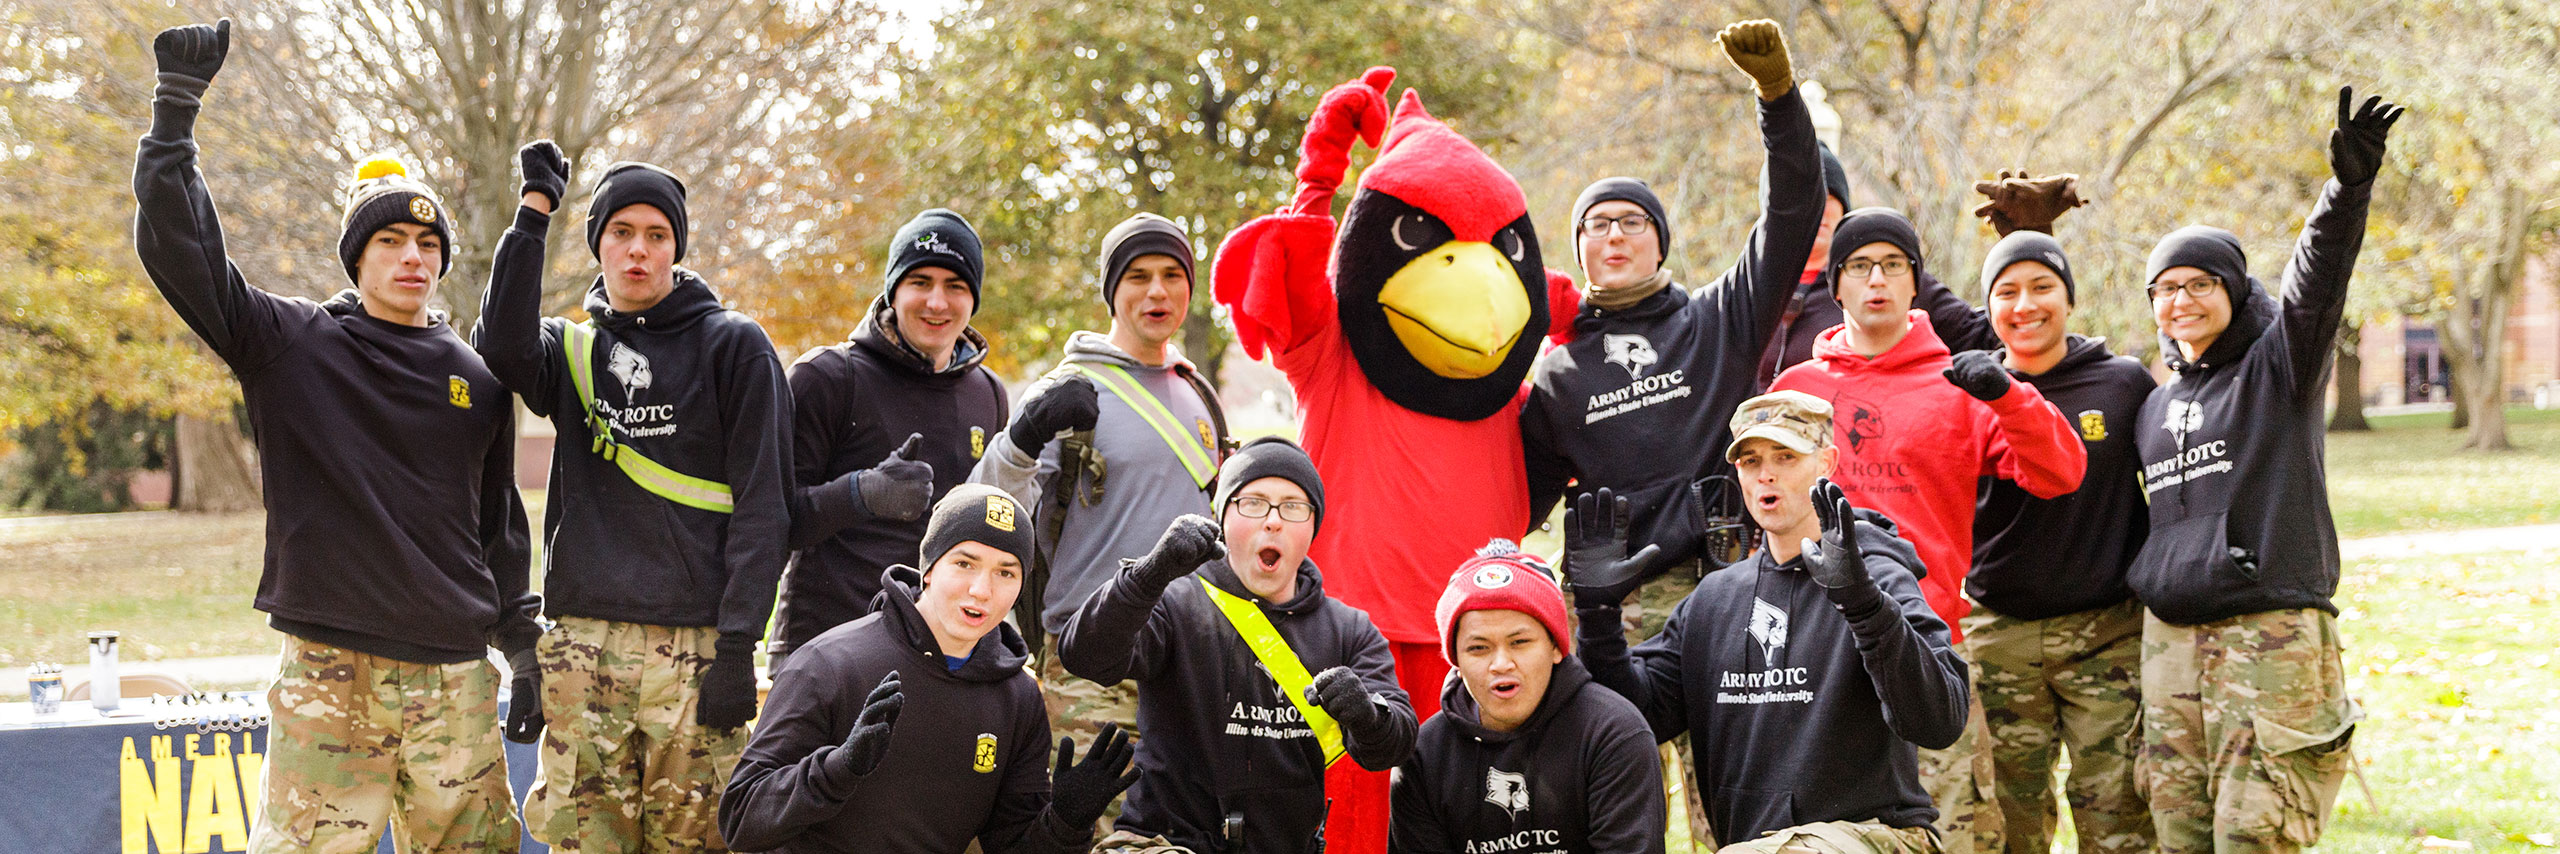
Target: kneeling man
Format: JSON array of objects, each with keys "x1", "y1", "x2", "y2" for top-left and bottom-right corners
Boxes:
[
  {"x1": 722, "y1": 485, "x2": 1136, "y2": 853},
  {"x1": 1390, "y1": 544, "x2": 1667, "y2": 853},
  {"x1": 1573, "y1": 392, "x2": 1970, "y2": 853}
]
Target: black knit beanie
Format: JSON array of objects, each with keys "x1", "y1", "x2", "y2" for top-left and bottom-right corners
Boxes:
[
  {"x1": 1098, "y1": 213, "x2": 1194, "y2": 313},
  {"x1": 1828, "y1": 206, "x2": 1926, "y2": 283},
  {"x1": 1571, "y1": 177, "x2": 1672, "y2": 263},
  {"x1": 1212, "y1": 436, "x2": 1325, "y2": 534},
  {"x1": 919, "y1": 483, "x2": 1035, "y2": 570},
  {"x1": 585, "y1": 162, "x2": 689, "y2": 262},
  {"x1": 884, "y1": 208, "x2": 985, "y2": 311},
  {"x1": 1980, "y1": 230, "x2": 2077, "y2": 304},
  {"x1": 337, "y1": 158, "x2": 455, "y2": 282},
  {"x1": 1819, "y1": 141, "x2": 1853, "y2": 210},
  {"x1": 2144, "y1": 225, "x2": 2249, "y2": 291}
]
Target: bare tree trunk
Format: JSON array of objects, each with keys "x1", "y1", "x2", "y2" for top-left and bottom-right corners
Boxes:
[
  {"x1": 2439, "y1": 182, "x2": 2528, "y2": 451},
  {"x1": 2328, "y1": 317, "x2": 2370, "y2": 432},
  {"x1": 174, "y1": 414, "x2": 263, "y2": 512}
]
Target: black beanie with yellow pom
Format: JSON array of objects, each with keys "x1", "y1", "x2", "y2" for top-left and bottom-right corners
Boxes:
[{"x1": 336, "y1": 157, "x2": 455, "y2": 282}]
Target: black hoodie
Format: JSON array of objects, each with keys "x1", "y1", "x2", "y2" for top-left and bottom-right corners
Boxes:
[
  {"x1": 773, "y1": 300, "x2": 1009, "y2": 653},
  {"x1": 720, "y1": 567, "x2": 1086, "y2": 854},
  {"x1": 1389, "y1": 658, "x2": 1666, "y2": 854},
  {"x1": 1522, "y1": 88, "x2": 1823, "y2": 566},
  {"x1": 475, "y1": 206, "x2": 791, "y2": 645},
  {"x1": 1577, "y1": 516, "x2": 1967, "y2": 846},
  {"x1": 133, "y1": 107, "x2": 535, "y2": 664},
  {"x1": 1058, "y1": 558, "x2": 1418, "y2": 854},
  {"x1": 2131, "y1": 180, "x2": 2371, "y2": 626},
  {"x1": 1967, "y1": 335, "x2": 2155, "y2": 620}
]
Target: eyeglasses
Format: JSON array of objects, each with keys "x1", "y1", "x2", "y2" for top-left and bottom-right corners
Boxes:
[
  {"x1": 1839, "y1": 257, "x2": 1912, "y2": 280},
  {"x1": 1229, "y1": 496, "x2": 1315, "y2": 523},
  {"x1": 2146, "y1": 276, "x2": 2223, "y2": 300},
  {"x1": 1579, "y1": 214, "x2": 1654, "y2": 237}
]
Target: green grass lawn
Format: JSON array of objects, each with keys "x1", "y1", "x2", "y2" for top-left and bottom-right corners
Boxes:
[
  {"x1": 2322, "y1": 546, "x2": 2560, "y2": 852},
  {"x1": 2324, "y1": 408, "x2": 2560, "y2": 539},
  {"x1": 5, "y1": 412, "x2": 2558, "y2": 849}
]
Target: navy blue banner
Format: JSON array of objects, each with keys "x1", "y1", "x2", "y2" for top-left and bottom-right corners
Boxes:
[{"x1": 0, "y1": 701, "x2": 543, "y2": 854}]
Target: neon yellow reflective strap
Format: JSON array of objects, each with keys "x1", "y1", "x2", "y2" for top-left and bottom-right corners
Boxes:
[
  {"x1": 561, "y1": 322, "x2": 736, "y2": 514},
  {"x1": 1198, "y1": 577, "x2": 1346, "y2": 767},
  {"x1": 1066, "y1": 363, "x2": 1217, "y2": 489}
]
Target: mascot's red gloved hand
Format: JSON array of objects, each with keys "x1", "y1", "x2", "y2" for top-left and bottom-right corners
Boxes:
[
  {"x1": 1214, "y1": 214, "x2": 1338, "y2": 359},
  {"x1": 1290, "y1": 67, "x2": 1396, "y2": 216},
  {"x1": 1544, "y1": 267, "x2": 1581, "y2": 344}
]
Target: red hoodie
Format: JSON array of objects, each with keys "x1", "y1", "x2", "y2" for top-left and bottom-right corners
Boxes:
[{"x1": 1772, "y1": 311, "x2": 2086, "y2": 638}]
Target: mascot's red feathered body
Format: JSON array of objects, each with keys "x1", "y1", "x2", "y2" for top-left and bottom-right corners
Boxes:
[{"x1": 1213, "y1": 67, "x2": 1577, "y2": 849}]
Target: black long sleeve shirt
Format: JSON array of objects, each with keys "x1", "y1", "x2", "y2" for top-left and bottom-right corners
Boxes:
[{"x1": 134, "y1": 74, "x2": 534, "y2": 663}]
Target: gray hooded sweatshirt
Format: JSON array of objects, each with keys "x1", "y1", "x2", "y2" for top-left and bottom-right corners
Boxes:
[{"x1": 970, "y1": 330, "x2": 1223, "y2": 633}]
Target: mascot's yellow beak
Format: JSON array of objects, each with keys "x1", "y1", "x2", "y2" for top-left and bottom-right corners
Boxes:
[{"x1": 1377, "y1": 241, "x2": 1531, "y2": 379}]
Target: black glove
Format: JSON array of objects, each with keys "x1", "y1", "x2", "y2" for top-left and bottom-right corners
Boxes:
[
  {"x1": 1127, "y1": 514, "x2": 1225, "y2": 595},
  {"x1": 1801, "y1": 479, "x2": 1884, "y2": 613},
  {"x1": 827, "y1": 672, "x2": 903, "y2": 779},
  {"x1": 1304, "y1": 666, "x2": 1384, "y2": 737},
  {"x1": 1563, "y1": 488, "x2": 1665, "y2": 611},
  {"x1": 518, "y1": 139, "x2": 569, "y2": 210},
  {"x1": 848, "y1": 433, "x2": 934, "y2": 523},
  {"x1": 153, "y1": 19, "x2": 231, "y2": 84},
  {"x1": 2328, "y1": 86, "x2": 2404, "y2": 187},
  {"x1": 1047, "y1": 722, "x2": 1142, "y2": 830},
  {"x1": 1009, "y1": 375, "x2": 1102, "y2": 457},
  {"x1": 1942, "y1": 350, "x2": 2015, "y2": 402},
  {"x1": 503, "y1": 647, "x2": 544, "y2": 744},
  {"x1": 696, "y1": 638, "x2": 759, "y2": 730}
]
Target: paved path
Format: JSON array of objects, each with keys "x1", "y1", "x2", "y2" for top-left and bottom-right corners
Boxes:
[{"x1": 2338, "y1": 523, "x2": 2560, "y2": 561}]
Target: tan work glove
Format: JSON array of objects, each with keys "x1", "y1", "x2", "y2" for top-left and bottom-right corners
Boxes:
[
  {"x1": 1970, "y1": 170, "x2": 2086, "y2": 236},
  {"x1": 1720, "y1": 20, "x2": 1796, "y2": 102}
]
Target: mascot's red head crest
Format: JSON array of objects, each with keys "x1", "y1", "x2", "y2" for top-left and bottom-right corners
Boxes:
[
  {"x1": 1334, "y1": 87, "x2": 1549, "y2": 422},
  {"x1": 1358, "y1": 91, "x2": 1529, "y2": 244}
]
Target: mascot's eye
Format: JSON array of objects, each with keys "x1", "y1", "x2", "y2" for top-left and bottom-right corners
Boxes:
[
  {"x1": 1391, "y1": 213, "x2": 1448, "y2": 253},
  {"x1": 1495, "y1": 228, "x2": 1526, "y2": 262}
]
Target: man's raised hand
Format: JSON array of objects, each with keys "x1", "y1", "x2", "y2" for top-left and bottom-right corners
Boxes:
[
  {"x1": 1718, "y1": 20, "x2": 1796, "y2": 102},
  {"x1": 154, "y1": 19, "x2": 231, "y2": 84}
]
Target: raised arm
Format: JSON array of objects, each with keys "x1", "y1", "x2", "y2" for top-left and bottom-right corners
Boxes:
[
  {"x1": 1697, "y1": 21, "x2": 1826, "y2": 364},
  {"x1": 1563, "y1": 490, "x2": 1687, "y2": 740},
  {"x1": 1210, "y1": 68, "x2": 1392, "y2": 359},
  {"x1": 720, "y1": 669, "x2": 897, "y2": 851},
  {"x1": 132, "y1": 19, "x2": 300, "y2": 371},
  {"x1": 1057, "y1": 516, "x2": 1224, "y2": 685},
  {"x1": 1803, "y1": 485, "x2": 1968, "y2": 749},
  {"x1": 2278, "y1": 88, "x2": 2401, "y2": 399},
  {"x1": 472, "y1": 141, "x2": 571, "y2": 410}
]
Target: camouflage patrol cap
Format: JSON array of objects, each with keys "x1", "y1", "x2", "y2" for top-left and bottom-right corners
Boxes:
[{"x1": 1725, "y1": 390, "x2": 1834, "y2": 462}]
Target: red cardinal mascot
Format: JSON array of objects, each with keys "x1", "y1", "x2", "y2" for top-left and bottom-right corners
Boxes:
[{"x1": 1212, "y1": 67, "x2": 1578, "y2": 850}]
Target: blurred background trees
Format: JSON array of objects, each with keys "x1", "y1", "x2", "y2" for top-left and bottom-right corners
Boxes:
[{"x1": 6, "y1": 0, "x2": 2556, "y2": 510}]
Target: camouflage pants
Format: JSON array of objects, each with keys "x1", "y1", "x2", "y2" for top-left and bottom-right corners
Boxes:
[
  {"x1": 1915, "y1": 647, "x2": 2000, "y2": 854},
  {"x1": 1037, "y1": 635, "x2": 1142, "y2": 831},
  {"x1": 523, "y1": 617, "x2": 745, "y2": 852},
  {"x1": 1622, "y1": 561, "x2": 1716, "y2": 852},
  {"x1": 2139, "y1": 608, "x2": 2360, "y2": 854},
  {"x1": 251, "y1": 637, "x2": 520, "y2": 854},
  {"x1": 1960, "y1": 600, "x2": 2150, "y2": 854},
  {"x1": 1717, "y1": 821, "x2": 1942, "y2": 854}
]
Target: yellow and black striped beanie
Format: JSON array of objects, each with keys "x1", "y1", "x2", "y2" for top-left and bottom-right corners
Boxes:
[{"x1": 336, "y1": 157, "x2": 454, "y2": 282}]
